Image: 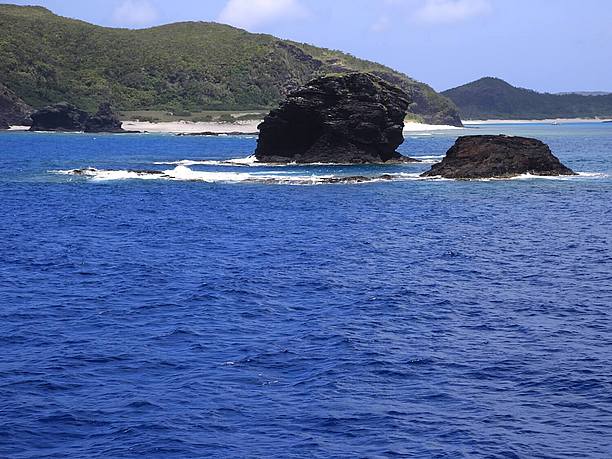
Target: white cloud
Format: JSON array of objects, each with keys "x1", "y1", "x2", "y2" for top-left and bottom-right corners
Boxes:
[
  {"x1": 218, "y1": 0, "x2": 308, "y2": 30},
  {"x1": 370, "y1": 15, "x2": 392, "y2": 33},
  {"x1": 414, "y1": 0, "x2": 491, "y2": 24},
  {"x1": 113, "y1": 0, "x2": 159, "y2": 27}
]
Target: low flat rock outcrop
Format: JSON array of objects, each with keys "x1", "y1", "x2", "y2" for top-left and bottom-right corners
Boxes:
[
  {"x1": 30, "y1": 102, "x2": 125, "y2": 132},
  {"x1": 84, "y1": 103, "x2": 124, "y2": 133},
  {"x1": 255, "y1": 73, "x2": 417, "y2": 164},
  {"x1": 422, "y1": 135, "x2": 575, "y2": 179},
  {"x1": 0, "y1": 83, "x2": 32, "y2": 128}
]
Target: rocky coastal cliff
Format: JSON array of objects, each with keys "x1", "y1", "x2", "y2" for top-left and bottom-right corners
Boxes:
[
  {"x1": 30, "y1": 102, "x2": 125, "y2": 133},
  {"x1": 0, "y1": 83, "x2": 31, "y2": 128},
  {"x1": 84, "y1": 103, "x2": 124, "y2": 133}
]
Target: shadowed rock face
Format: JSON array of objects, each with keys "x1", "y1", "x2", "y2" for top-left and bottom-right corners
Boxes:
[
  {"x1": 85, "y1": 103, "x2": 124, "y2": 133},
  {"x1": 30, "y1": 102, "x2": 124, "y2": 132},
  {"x1": 30, "y1": 102, "x2": 89, "y2": 131},
  {"x1": 255, "y1": 73, "x2": 416, "y2": 164},
  {"x1": 422, "y1": 135, "x2": 576, "y2": 179},
  {"x1": 0, "y1": 83, "x2": 32, "y2": 128}
]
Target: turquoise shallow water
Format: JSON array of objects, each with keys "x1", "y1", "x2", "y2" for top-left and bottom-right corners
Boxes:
[{"x1": 1, "y1": 123, "x2": 611, "y2": 458}]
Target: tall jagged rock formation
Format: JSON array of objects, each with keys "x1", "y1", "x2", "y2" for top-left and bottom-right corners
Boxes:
[{"x1": 256, "y1": 73, "x2": 416, "y2": 164}]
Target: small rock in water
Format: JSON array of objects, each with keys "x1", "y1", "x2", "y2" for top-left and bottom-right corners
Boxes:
[
  {"x1": 421, "y1": 135, "x2": 576, "y2": 179},
  {"x1": 255, "y1": 72, "x2": 418, "y2": 164}
]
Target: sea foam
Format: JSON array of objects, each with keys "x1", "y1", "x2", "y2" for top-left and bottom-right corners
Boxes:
[
  {"x1": 154, "y1": 156, "x2": 259, "y2": 167},
  {"x1": 52, "y1": 166, "x2": 605, "y2": 185},
  {"x1": 152, "y1": 156, "x2": 427, "y2": 167},
  {"x1": 52, "y1": 166, "x2": 427, "y2": 185}
]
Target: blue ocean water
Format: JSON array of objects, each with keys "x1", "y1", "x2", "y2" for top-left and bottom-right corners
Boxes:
[{"x1": 1, "y1": 123, "x2": 611, "y2": 458}]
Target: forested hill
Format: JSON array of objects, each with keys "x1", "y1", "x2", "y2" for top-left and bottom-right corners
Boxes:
[
  {"x1": 0, "y1": 4, "x2": 462, "y2": 126},
  {"x1": 443, "y1": 77, "x2": 612, "y2": 120}
]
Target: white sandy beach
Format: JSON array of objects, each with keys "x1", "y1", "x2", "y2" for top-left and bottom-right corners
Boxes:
[
  {"x1": 119, "y1": 120, "x2": 463, "y2": 134},
  {"x1": 9, "y1": 118, "x2": 608, "y2": 134},
  {"x1": 403, "y1": 121, "x2": 461, "y2": 131},
  {"x1": 121, "y1": 120, "x2": 261, "y2": 134},
  {"x1": 125, "y1": 118, "x2": 610, "y2": 134}
]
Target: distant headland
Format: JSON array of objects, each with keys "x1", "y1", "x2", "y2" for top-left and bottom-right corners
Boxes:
[{"x1": 443, "y1": 77, "x2": 612, "y2": 120}]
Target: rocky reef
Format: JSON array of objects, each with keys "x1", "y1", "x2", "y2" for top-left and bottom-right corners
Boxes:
[
  {"x1": 422, "y1": 135, "x2": 576, "y2": 179},
  {"x1": 0, "y1": 83, "x2": 32, "y2": 128},
  {"x1": 30, "y1": 102, "x2": 125, "y2": 133},
  {"x1": 255, "y1": 73, "x2": 417, "y2": 164}
]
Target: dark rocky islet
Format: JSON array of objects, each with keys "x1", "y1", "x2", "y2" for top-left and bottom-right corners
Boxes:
[
  {"x1": 422, "y1": 135, "x2": 576, "y2": 179},
  {"x1": 255, "y1": 73, "x2": 419, "y2": 164}
]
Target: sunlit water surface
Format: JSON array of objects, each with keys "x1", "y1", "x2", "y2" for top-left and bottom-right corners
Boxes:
[{"x1": 1, "y1": 123, "x2": 611, "y2": 458}]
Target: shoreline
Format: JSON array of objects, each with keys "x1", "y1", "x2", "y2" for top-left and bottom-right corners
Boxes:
[
  {"x1": 464, "y1": 118, "x2": 612, "y2": 124},
  {"x1": 69, "y1": 120, "x2": 465, "y2": 135},
  {"x1": 120, "y1": 120, "x2": 261, "y2": 134},
  {"x1": 403, "y1": 121, "x2": 461, "y2": 131},
  {"x1": 8, "y1": 118, "x2": 609, "y2": 134},
  {"x1": 123, "y1": 120, "x2": 464, "y2": 134}
]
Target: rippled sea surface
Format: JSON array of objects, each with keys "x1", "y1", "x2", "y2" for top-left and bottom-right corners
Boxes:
[{"x1": 1, "y1": 123, "x2": 612, "y2": 458}]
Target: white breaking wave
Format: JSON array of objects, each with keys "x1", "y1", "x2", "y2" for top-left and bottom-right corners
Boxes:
[
  {"x1": 152, "y1": 156, "x2": 348, "y2": 167},
  {"x1": 413, "y1": 155, "x2": 445, "y2": 160},
  {"x1": 508, "y1": 172, "x2": 609, "y2": 181},
  {"x1": 153, "y1": 155, "x2": 260, "y2": 167},
  {"x1": 51, "y1": 166, "x2": 428, "y2": 185},
  {"x1": 153, "y1": 155, "x2": 430, "y2": 167},
  {"x1": 51, "y1": 167, "x2": 607, "y2": 185},
  {"x1": 411, "y1": 155, "x2": 445, "y2": 164},
  {"x1": 577, "y1": 172, "x2": 609, "y2": 178},
  {"x1": 422, "y1": 172, "x2": 609, "y2": 182},
  {"x1": 53, "y1": 167, "x2": 164, "y2": 181}
]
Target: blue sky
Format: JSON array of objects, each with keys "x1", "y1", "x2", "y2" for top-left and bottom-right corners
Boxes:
[{"x1": 9, "y1": 0, "x2": 612, "y2": 92}]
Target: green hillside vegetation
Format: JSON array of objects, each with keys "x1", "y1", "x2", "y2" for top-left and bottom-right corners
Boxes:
[
  {"x1": 443, "y1": 77, "x2": 612, "y2": 119},
  {"x1": 0, "y1": 4, "x2": 462, "y2": 125}
]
